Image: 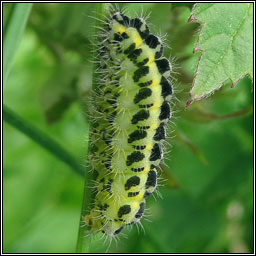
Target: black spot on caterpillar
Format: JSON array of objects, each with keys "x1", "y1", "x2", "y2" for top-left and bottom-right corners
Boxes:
[
  {"x1": 83, "y1": 6, "x2": 173, "y2": 238},
  {"x1": 154, "y1": 123, "x2": 166, "y2": 141},
  {"x1": 128, "y1": 191, "x2": 140, "y2": 197},
  {"x1": 114, "y1": 226, "x2": 124, "y2": 235},
  {"x1": 128, "y1": 130, "x2": 147, "y2": 143},
  {"x1": 125, "y1": 176, "x2": 140, "y2": 190},
  {"x1": 132, "y1": 167, "x2": 145, "y2": 172},
  {"x1": 145, "y1": 170, "x2": 157, "y2": 189},
  {"x1": 155, "y1": 58, "x2": 171, "y2": 75},
  {"x1": 133, "y1": 66, "x2": 150, "y2": 82},
  {"x1": 118, "y1": 205, "x2": 132, "y2": 218},
  {"x1": 134, "y1": 88, "x2": 152, "y2": 104},
  {"x1": 149, "y1": 143, "x2": 162, "y2": 162},
  {"x1": 159, "y1": 101, "x2": 171, "y2": 121},
  {"x1": 126, "y1": 151, "x2": 145, "y2": 166},
  {"x1": 131, "y1": 110, "x2": 150, "y2": 124},
  {"x1": 135, "y1": 202, "x2": 145, "y2": 219}
]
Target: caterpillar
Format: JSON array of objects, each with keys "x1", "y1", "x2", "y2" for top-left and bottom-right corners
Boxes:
[{"x1": 83, "y1": 6, "x2": 173, "y2": 238}]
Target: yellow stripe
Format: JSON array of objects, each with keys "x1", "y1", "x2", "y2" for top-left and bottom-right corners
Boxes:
[{"x1": 112, "y1": 21, "x2": 126, "y2": 34}]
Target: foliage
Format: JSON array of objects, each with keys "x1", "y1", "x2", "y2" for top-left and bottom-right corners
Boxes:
[
  {"x1": 3, "y1": 3, "x2": 32, "y2": 87},
  {"x1": 3, "y1": 3, "x2": 253, "y2": 253},
  {"x1": 188, "y1": 3, "x2": 253, "y2": 103}
]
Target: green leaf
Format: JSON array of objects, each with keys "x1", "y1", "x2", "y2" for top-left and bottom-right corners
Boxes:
[
  {"x1": 187, "y1": 3, "x2": 253, "y2": 104},
  {"x1": 3, "y1": 3, "x2": 32, "y2": 87}
]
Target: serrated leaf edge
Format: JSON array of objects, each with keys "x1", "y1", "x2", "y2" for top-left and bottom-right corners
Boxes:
[{"x1": 187, "y1": 3, "x2": 253, "y2": 106}]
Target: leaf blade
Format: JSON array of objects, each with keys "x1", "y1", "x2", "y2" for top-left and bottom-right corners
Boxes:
[
  {"x1": 188, "y1": 3, "x2": 253, "y2": 103},
  {"x1": 3, "y1": 3, "x2": 32, "y2": 87}
]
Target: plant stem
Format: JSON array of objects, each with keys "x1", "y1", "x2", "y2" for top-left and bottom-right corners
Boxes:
[
  {"x1": 182, "y1": 105, "x2": 253, "y2": 123},
  {"x1": 76, "y1": 3, "x2": 104, "y2": 253},
  {"x1": 3, "y1": 104, "x2": 84, "y2": 176},
  {"x1": 3, "y1": 3, "x2": 32, "y2": 87},
  {"x1": 174, "y1": 130, "x2": 208, "y2": 166}
]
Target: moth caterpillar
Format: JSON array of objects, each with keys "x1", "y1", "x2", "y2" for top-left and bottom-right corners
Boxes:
[{"x1": 83, "y1": 7, "x2": 172, "y2": 238}]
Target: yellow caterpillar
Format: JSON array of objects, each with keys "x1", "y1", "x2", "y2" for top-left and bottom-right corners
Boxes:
[{"x1": 84, "y1": 8, "x2": 172, "y2": 237}]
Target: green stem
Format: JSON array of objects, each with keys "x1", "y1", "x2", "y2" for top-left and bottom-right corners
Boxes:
[
  {"x1": 3, "y1": 104, "x2": 84, "y2": 176},
  {"x1": 174, "y1": 130, "x2": 208, "y2": 166},
  {"x1": 3, "y1": 3, "x2": 33, "y2": 87},
  {"x1": 76, "y1": 3, "x2": 105, "y2": 253},
  {"x1": 182, "y1": 105, "x2": 253, "y2": 123}
]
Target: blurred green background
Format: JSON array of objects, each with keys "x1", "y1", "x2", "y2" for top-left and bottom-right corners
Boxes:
[{"x1": 3, "y1": 3, "x2": 253, "y2": 253}]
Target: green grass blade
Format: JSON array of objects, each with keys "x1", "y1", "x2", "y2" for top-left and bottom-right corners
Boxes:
[
  {"x1": 76, "y1": 3, "x2": 104, "y2": 253},
  {"x1": 3, "y1": 104, "x2": 84, "y2": 176},
  {"x1": 3, "y1": 3, "x2": 33, "y2": 87}
]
